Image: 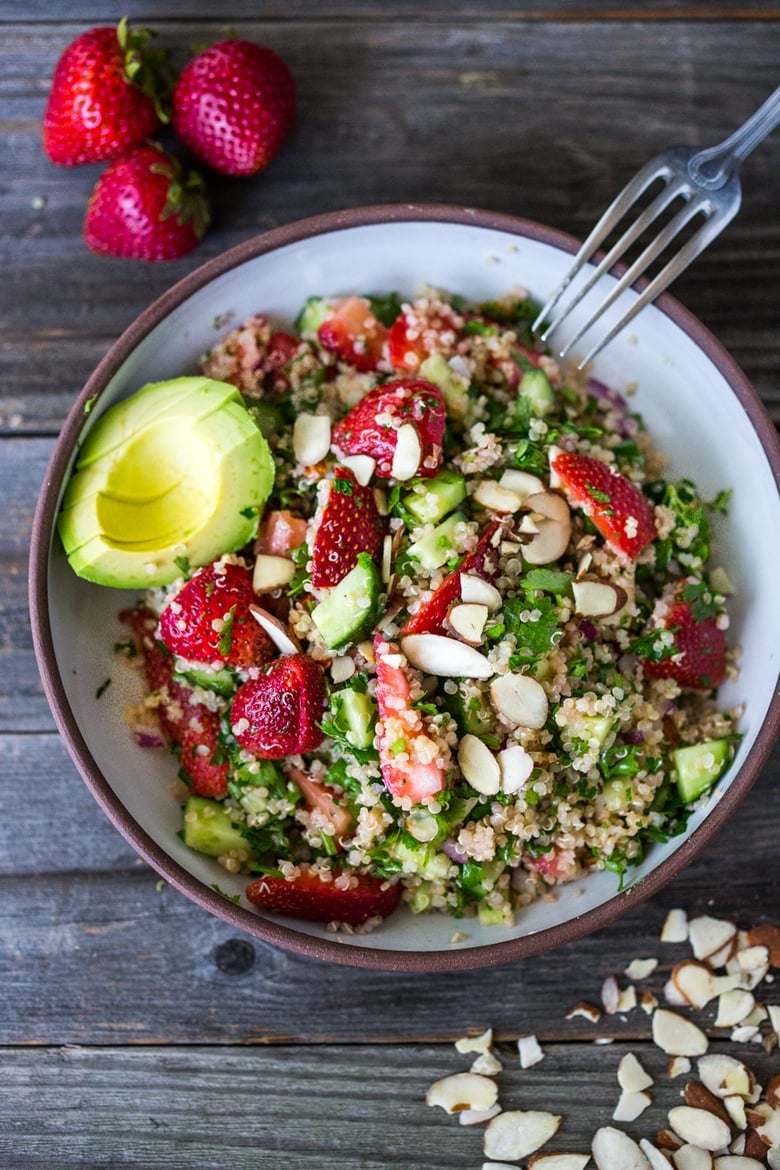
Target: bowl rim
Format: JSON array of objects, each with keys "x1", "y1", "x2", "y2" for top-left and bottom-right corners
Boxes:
[{"x1": 29, "y1": 202, "x2": 780, "y2": 972}]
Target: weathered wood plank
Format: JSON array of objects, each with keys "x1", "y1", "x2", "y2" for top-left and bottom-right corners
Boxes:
[{"x1": 0, "y1": 1040, "x2": 777, "y2": 1170}]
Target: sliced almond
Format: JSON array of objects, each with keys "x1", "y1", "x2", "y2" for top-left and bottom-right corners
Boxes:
[
  {"x1": 617, "y1": 985, "x2": 638, "y2": 1013},
  {"x1": 602, "y1": 975, "x2": 620, "y2": 1015},
  {"x1": 697, "y1": 1055, "x2": 753, "y2": 1101},
  {"x1": 249, "y1": 604, "x2": 300, "y2": 655},
  {"x1": 455, "y1": 1028, "x2": 494, "y2": 1055},
  {"x1": 339, "y1": 453, "x2": 376, "y2": 486},
  {"x1": 592, "y1": 1125, "x2": 652, "y2": 1169},
  {"x1": 517, "y1": 1034, "x2": 544, "y2": 1068},
  {"x1": 711, "y1": 974, "x2": 743, "y2": 997},
  {"x1": 572, "y1": 579, "x2": 628, "y2": 618},
  {"x1": 712, "y1": 1159, "x2": 767, "y2": 1169},
  {"x1": 618, "y1": 1052, "x2": 654, "y2": 1093},
  {"x1": 565, "y1": 1001, "x2": 602, "y2": 1023},
  {"x1": 518, "y1": 513, "x2": 541, "y2": 535},
  {"x1": 665, "y1": 979, "x2": 690, "y2": 1008},
  {"x1": 657, "y1": 1130, "x2": 684, "y2": 1152},
  {"x1": 625, "y1": 958, "x2": 659, "y2": 981},
  {"x1": 329, "y1": 655, "x2": 355, "y2": 684},
  {"x1": 471, "y1": 1051, "x2": 503, "y2": 1077},
  {"x1": 729, "y1": 1025, "x2": 759, "y2": 1044},
  {"x1": 252, "y1": 553, "x2": 297, "y2": 592},
  {"x1": 293, "y1": 412, "x2": 331, "y2": 466},
  {"x1": 715, "y1": 990, "x2": 755, "y2": 1028},
  {"x1": 614, "y1": 1090, "x2": 653, "y2": 1122},
  {"x1": 729, "y1": 1133, "x2": 746, "y2": 1156},
  {"x1": 458, "y1": 734, "x2": 501, "y2": 796},
  {"x1": 661, "y1": 909, "x2": 689, "y2": 944},
  {"x1": 484, "y1": 1111, "x2": 562, "y2": 1162},
  {"x1": 401, "y1": 633, "x2": 495, "y2": 679},
  {"x1": 390, "y1": 423, "x2": 422, "y2": 480},
  {"x1": 769, "y1": 1149, "x2": 780, "y2": 1170},
  {"x1": 498, "y1": 744, "x2": 535, "y2": 794},
  {"x1": 652, "y1": 1009, "x2": 709, "y2": 1057},
  {"x1": 381, "y1": 533, "x2": 393, "y2": 584},
  {"x1": 756, "y1": 1107, "x2": 780, "y2": 1147},
  {"x1": 672, "y1": 1148, "x2": 714, "y2": 1170},
  {"x1": 528, "y1": 1155, "x2": 591, "y2": 1170},
  {"x1": 490, "y1": 672, "x2": 548, "y2": 729},
  {"x1": 498, "y1": 468, "x2": 545, "y2": 500},
  {"x1": 745, "y1": 923, "x2": 780, "y2": 966},
  {"x1": 460, "y1": 573, "x2": 502, "y2": 609},
  {"x1": 448, "y1": 602, "x2": 489, "y2": 646},
  {"x1": 766, "y1": 1071, "x2": 780, "y2": 1108},
  {"x1": 723, "y1": 1096, "x2": 748, "y2": 1131},
  {"x1": 522, "y1": 517, "x2": 572, "y2": 565},
  {"x1": 670, "y1": 1058, "x2": 693, "y2": 1079},
  {"x1": 524, "y1": 490, "x2": 570, "y2": 523},
  {"x1": 672, "y1": 961, "x2": 718, "y2": 1009},
  {"x1": 460, "y1": 1103, "x2": 502, "y2": 1126},
  {"x1": 688, "y1": 917, "x2": 737, "y2": 964},
  {"x1": 684, "y1": 1081, "x2": 733, "y2": 1126},
  {"x1": 474, "y1": 479, "x2": 526, "y2": 513},
  {"x1": 736, "y1": 945, "x2": 770, "y2": 973},
  {"x1": 708, "y1": 938, "x2": 739, "y2": 971},
  {"x1": 426, "y1": 1071, "x2": 498, "y2": 1114},
  {"x1": 642, "y1": 990, "x2": 660, "y2": 1014},
  {"x1": 639, "y1": 1140, "x2": 674, "y2": 1169},
  {"x1": 667, "y1": 1106, "x2": 731, "y2": 1151}
]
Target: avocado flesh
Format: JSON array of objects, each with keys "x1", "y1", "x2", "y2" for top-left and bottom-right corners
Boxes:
[{"x1": 58, "y1": 378, "x2": 275, "y2": 589}]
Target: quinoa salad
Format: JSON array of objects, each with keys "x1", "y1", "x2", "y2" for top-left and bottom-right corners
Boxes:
[{"x1": 114, "y1": 286, "x2": 740, "y2": 932}]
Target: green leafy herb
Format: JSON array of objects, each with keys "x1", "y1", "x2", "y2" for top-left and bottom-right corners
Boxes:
[
  {"x1": 522, "y1": 568, "x2": 574, "y2": 595},
  {"x1": 627, "y1": 627, "x2": 679, "y2": 663},
  {"x1": 113, "y1": 639, "x2": 137, "y2": 659},
  {"x1": 210, "y1": 883, "x2": 241, "y2": 905},
  {"x1": 367, "y1": 292, "x2": 402, "y2": 327},
  {"x1": 95, "y1": 677, "x2": 112, "y2": 699},
  {"x1": 218, "y1": 606, "x2": 235, "y2": 658},
  {"x1": 173, "y1": 554, "x2": 191, "y2": 577},
  {"x1": 681, "y1": 579, "x2": 721, "y2": 622},
  {"x1": 503, "y1": 595, "x2": 561, "y2": 666}
]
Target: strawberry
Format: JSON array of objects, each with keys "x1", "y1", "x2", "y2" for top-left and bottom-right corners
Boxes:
[
  {"x1": 158, "y1": 561, "x2": 275, "y2": 670},
  {"x1": 551, "y1": 450, "x2": 656, "y2": 563},
  {"x1": 230, "y1": 653, "x2": 327, "y2": 758},
  {"x1": 287, "y1": 764, "x2": 353, "y2": 844},
  {"x1": 642, "y1": 601, "x2": 727, "y2": 690},
  {"x1": 388, "y1": 300, "x2": 463, "y2": 373},
  {"x1": 317, "y1": 296, "x2": 389, "y2": 372},
  {"x1": 42, "y1": 18, "x2": 168, "y2": 166},
  {"x1": 171, "y1": 39, "x2": 296, "y2": 176},
  {"x1": 245, "y1": 866, "x2": 401, "y2": 926},
  {"x1": 120, "y1": 606, "x2": 206, "y2": 743},
  {"x1": 374, "y1": 634, "x2": 448, "y2": 804},
  {"x1": 255, "y1": 509, "x2": 309, "y2": 558},
  {"x1": 331, "y1": 378, "x2": 446, "y2": 480},
  {"x1": 402, "y1": 520, "x2": 503, "y2": 635},
  {"x1": 84, "y1": 144, "x2": 210, "y2": 262},
  {"x1": 179, "y1": 709, "x2": 229, "y2": 799},
  {"x1": 310, "y1": 468, "x2": 385, "y2": 588}
]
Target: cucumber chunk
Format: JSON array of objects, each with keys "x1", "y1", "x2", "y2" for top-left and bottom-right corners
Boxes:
[
  {"x1": 446, "y1": 685, "x2": 498, "y2": 741},
  {"x1": 296, "y1": 296, "x2": 331, "y2": 337},
  {"x1": 173, "y1": 660, "x2": 236, "y2": 697},
  {"x1": 330, "y1": 687, "x2": 377, "y2": 750},
  {"x1": 403, "y1": 469, "x2": 467, "y2": 525},
  {"x1": 407, "y1": 511, "x2": 466, "y2": 571},
  {"x1": 182, "y1": 796, "x2": 247, "y2": 858},
  {"x1": 674, "y1": 738, "x2": 731, "y2": 803},
  {"x1": 418, "y1": 353, "x2": 470, "y2": 421},
  {"x1": 519, "y1": 368, "x2": 555, "y2": 416},
  {"x1": 311, "y1": 553, "x2": 381, "y2": 649}
]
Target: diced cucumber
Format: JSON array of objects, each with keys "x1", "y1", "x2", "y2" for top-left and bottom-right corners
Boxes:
[
  {"x1": 407, "y1": 881, "x2": 434, "y2": 914},
  {"x1": 173, "y1": 660, "x2": 236, "y2": 698},
  {"x1": 407, "y1": 511, "x2": 466, "y2": 571},
  {"x1": 182, "y1": 796, "x2": 248, "y2": 858},
  {"x1": 311, "y1": 553, "x2": 381, "y2": 649},
  {"x1": 330, "y1": 686, "x2": 377, "y2": 750},
  {"x1": 602, "y1": 777, "x2": 634, "y2": 812},
  {"x1": 446, "y1": 686, "x2": 498, "y2": 741},
  {"x1": 519, "y1": 368, "x2": 554, "y2": 417},
  {"x1": 296, "y1": 295, "x2": 331, "y2": 337},
  {"x1": 250, "y1": 400, "x2": 287, "y2": 439},
  {"x1": 582, "y1": 715, "x2": 615, "y2": 749},
  {"x1": 478, "y1": 901, "x2": 514, "y2": 927},
  {"x1": 418, "y1": 353, "x2": 470, "y2": 421},
  {"x1": 389, "y1": 838, "x2": 452, "y2": 881},
  {"x1": 674, "y1": 738, "x2": 731, "y2": 803},
  {"x1": 403, "y1": 469, "x2": 467, "y2": 525}
]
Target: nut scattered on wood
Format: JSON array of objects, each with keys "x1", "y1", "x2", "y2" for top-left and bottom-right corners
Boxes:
[
  {"x1": 687, "y1": 916, "x2": 737, "y2": 965},
  {"x1": 625, "y1": 958, "x2": 660, "y2": 981},
  {"x1": 652, "y1": 1010, "x2": 709, "y2": 1057},
  {"x1": 426, "y1": 1072, "x2": 498, "y2": 1115},
  {"x1": 661, "y1": 909, "x2": 689, "y2": 944},
  {"x1": 592, "y1": 1125, "x2": 652, "y2": 1169},
  {"x1": 618, "y1": 1052, "x2": 654, "y2": 1093},
  {"x1": 683, "y1": 1081, "x2": 734, "y2": 1127},
  {"x1": 565, "y1": 1001, "x2": 602, "y2": 1023},
  {"x1": 614, "y1": 1089, "x2": 653, "y2": 1122},
  {"x1": 484, "y1": 1110, "x2": 562, "y2": 1162},
  {"x1": 455, "y1": 1028, "x2": 494, "y2": 1055},
  {"x1": 745, "y1": 923, "x2": 780, "y2": 966},
  {"x1": 517, "y1": 1034, "x2": 545, "y2": 1069},
  {"x1": 667, "y1": 1106, "x2": 732, "y2": 1152}
]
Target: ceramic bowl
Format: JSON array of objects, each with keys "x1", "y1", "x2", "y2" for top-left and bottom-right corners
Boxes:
[{"x1": 30, "y1": 205, "x2": 780, "y2": 971}]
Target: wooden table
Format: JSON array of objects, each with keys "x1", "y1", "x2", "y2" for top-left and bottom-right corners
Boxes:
[{"x1": 2, "y1": 5, "x2": 778, "y2": 1167}]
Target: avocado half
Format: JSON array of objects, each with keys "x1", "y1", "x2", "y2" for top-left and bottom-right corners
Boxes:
[{"x1": 57, "y1": 377, "x2": 275, "y2": 588}]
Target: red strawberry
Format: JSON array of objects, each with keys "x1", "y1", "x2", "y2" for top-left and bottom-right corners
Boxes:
[
  {"x1": 331, "y1": 378, "x2": 446, "y2": 480},
  {"x1": 402, "y1": 520, "x2": 503, "y2": 635},
  {"x1": 255, "y1": 510, "x2": 308, "y2": 558},
  {"x1": 287, "y1": 764, "x2": 354, "y2": 844},
  {"x1": 171, "y1": 39, "x2": 296, "y2": 176},
  {"x1": 551, "y1": 450, "x2": 656, "y2": 563},
  {"x1": 231, "y1": 654, "x2": 326, "y2": 758},
  {"x1": 84, "y1": 144, "x2": 209, "y2": 262},
  {"x1": 42, "y1": 18, "x2": 168, "y2": 166},
  {"x1": 310, "y1": 467, "x2": 385, "y2": 588},
  {"x1": 158, "y1": 561, "x2": 275, "y2": 670},
  {"x1": 317, "y1": 296, "x2": 389, "y2": 372},
  {"x1": 643, "y1": 601, "x2": 727, "y2": 690},
  {"x1": 245, "y1": 866, "x2": 401, "y2": 926},
  {"x1": 179, "y1": 709, "x2": 229, "y2": 799},
  {"x1": 374, "y1": 635, "x2": 448, "y2": 803},
  {"x1": 388, "y1": 300, "x2": 463, "y2": 373},
  {"x1": 120, "y1": 606, "x2": 205, "y2": 743}
]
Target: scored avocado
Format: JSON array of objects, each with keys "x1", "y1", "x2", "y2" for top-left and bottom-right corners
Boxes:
[{"x1": 57, "y1": 377, "x2": 275, "y2": 589}]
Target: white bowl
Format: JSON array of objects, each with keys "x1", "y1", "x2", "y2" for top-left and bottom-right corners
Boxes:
[{"x1": 30, "y1": 205, "x2": 780, "y2": 971}]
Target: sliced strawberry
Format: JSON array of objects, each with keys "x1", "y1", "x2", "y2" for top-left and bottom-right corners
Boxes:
[
  {"x1": 331, "y1": 378, "x2": 446, "y2": 479},
  {"x1": 643, "y1": 601, "x2": 726, "y2": 690},
  {"x1": 120, "y1": 606, "x2": 206, "y2": 743},
  {"x1": 158, "y1": 561, "x2": 276, "y2": 670},
  {"x1": 179, "y1": 709, "x2": 229, "y2": 799},
  {"x1": 287, "y1": 764, "x2": 353, "y2": 844},
  {"x1": 231, "y1": 653, "x2": 327, "y2": 758},
  {"x1": 245, "y1": 866, "x2": 401, "y2": 926},
  {"x1": 402, "y1": 520, "x2": 503, "y2": 635},
  {"x1": 374, "y1": 635, "x2": 448, "y2": 804},
  {"x1": 551, "y1": 450, "x2": 656, "y2": 563},
  {"x1": 310, "y1": 467, "x2": 385, "y2": 588},
  {"x1": 255, "y1": 509, "x2": 309, "y2": 557},
  {"x1": 266, "y1": 331, "x2": 301, "y2": 391},
  {"x1": 317, "y1": 296, "x2": 389, "y2": 372},
  {"x1": 388, "y1": 300, "x2": 463, "y2": 373}
]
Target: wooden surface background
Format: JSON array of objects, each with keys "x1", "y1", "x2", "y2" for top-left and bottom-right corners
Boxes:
[{"x1": 1, "y1": 4, "x2": 778, "y2": 1167}]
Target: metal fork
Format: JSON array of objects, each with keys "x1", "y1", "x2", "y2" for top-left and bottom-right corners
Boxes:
[{"x1": 533, "y1": 84, "x2": 780, "y2": 368}]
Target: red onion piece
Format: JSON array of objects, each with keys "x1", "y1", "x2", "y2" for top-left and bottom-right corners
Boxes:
[
  {"x1": 579, "y1": 619, "x2": 598, "y2": 641},
  {"x1": 441, "y1": 839, "x2": 467, "y2": 864},
  {"x1": 132, "y1": 727, "x2": 167, "y2": 750}
]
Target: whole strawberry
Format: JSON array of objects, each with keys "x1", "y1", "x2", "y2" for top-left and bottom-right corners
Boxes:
[
  {"x1": 43, "y1": 18, "x2": 168, "y2": 166},
  {"x1": 84, "y1": 143, "x2": 210, "y2": 261},
  {"x1": 171, "y1": 39, "x2": 296, "y2": 176}
]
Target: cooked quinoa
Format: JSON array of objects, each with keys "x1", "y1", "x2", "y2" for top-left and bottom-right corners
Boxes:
[{"x1": 123, "y1": 286, "x2": 740, "y2": 930}]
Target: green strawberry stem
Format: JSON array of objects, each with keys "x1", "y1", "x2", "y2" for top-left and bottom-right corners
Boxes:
[{"x1": 116, "y1": 16, "x2": 173, "y2": 124}]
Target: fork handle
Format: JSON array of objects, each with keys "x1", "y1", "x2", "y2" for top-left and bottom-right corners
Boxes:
[{"x1": 689, "y1": 84, "x2": 780, "y2": 189}]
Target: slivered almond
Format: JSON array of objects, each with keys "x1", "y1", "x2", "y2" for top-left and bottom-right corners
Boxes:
[
  {"x1": 672, "y1": 1148, "x2": 713, "y2": 1170},
  {"x1": 667, "y1": 1106, "x2": 731, "y2": 1151},
  {"x1": 390, "y1": 423, "x2": 422, "y2": 480},
  {"x1": 672, "y1": 961, "x2": 718, "y2": 1009},
  {"x1": 697, "y1": 1055, "x2": 754, "y2": 1100},
  {"x1": 618, "y1": 1052, "x2": 654, "y2": 1093},
  {"x1": 517, "y1": 1034, "x2": 544, "y2": 1068},
  {"x1": 401, "y1": 633, "x2": 495, "y2": 678},
  {"x1": 639, "y1": 1140, "x2": 673, "y2": 1169},
  {"x1": 459, "y1": 1102, "x2": 502, "y2": 1126},
  {"x1": 484, "y1": 1111, "x2": 562, "y2": 1162},
  {"x1": 458, "y1": 734, "x2": 501, "y2": 796},
  {"x1": 708, "y1": 938, "x2": 739, "y2": 970},
  {"x1": 252, "y1": 553, "x2": 297, "y2": 592},
  {"x1": 249, "y1": 604, "x2": 300, "y2": 655},
  {"x1": 447, "y1": 602, "x2": 489, "y2": 646},
  {"x1": 497, "y1": 744, "x2": 534, "y2": 794},
  {"x1": 473, "y1": 479, "x2": 526, "y2": 513},
  {"x1": 715, "y1": 990, "x2": 755, "y2": 1028},
  {"x1": 572, "y1": 579, "x2": 628, "y2": 617},
  {"x1": 688, "y1": 917, "x2": 737, "y2": 963},
  {"x1": 460, "y1": 573, "x2": 502, "y2": 609},
  {"x1": 617, "y1": 985, "x2": 638, "y2": 1013},
  {"x1": 642, "y1": 990, "x2": 659, "y2": 1014},
  {"x1": 614, "y1": 1090, "x2": 653, "y2": 1122},
  {"x1": 490, "y1": 672, "x2": 549, "y2": 729},
  {"x1": 293, "y1": 412, "x2": 331, "y2": 466},
  {"x1": 426, "y1": 1072, "x2": 498, "y2": 1114},
  {"x1": 652, "y1": 1009, "x2": 709, "y2": 1057},
  {"x1": 498, "y1": 468, "x2": 545, "y2": 499},
  {"x1": 524, "y1": 490, "x2": 570, "y2": 523},
  {"x1": 592, "y1": 1125, "x2": 652, "y2": 1169},
  {"x1": 661, "y1": 909, "x2": 689, "y2": 944},
  {"x1": 736, "y1": 945, "x2": 770, "y2": 973},
  {"x1": 684, "y1": 1081, "x2": 733, "y2": 1126}
]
